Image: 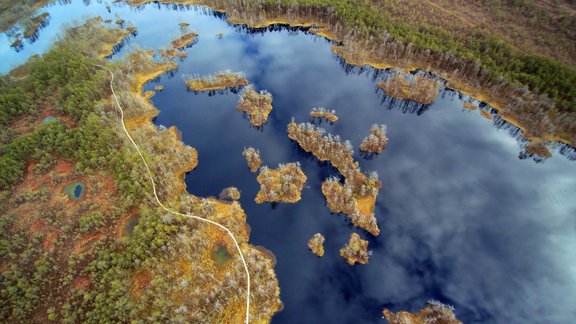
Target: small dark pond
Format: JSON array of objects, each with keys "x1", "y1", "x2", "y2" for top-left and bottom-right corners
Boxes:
[
  {"x1": 2, "y1": 1, "x2": 576, "y2": 323},
  {"x1": 63, "y1": 181, "x2": 85, "y2": 201},
  {"x1": 124, "y1": 214, "x2": 139, "y2": 237}
]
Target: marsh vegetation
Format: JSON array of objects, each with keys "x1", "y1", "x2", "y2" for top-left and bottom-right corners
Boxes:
[
  {"x1": 307, "y1": 233, "x2": 325, "y2": 257},
  {"x1": 255, "y1": 162, "x2": 307, "y2": 204},
  {"x1": 287, "y1": 120, "x2": 381, "y2": 236},
  {"x1": 235, "y1": 85, "x2": 273, "y2": 127},
  {"x1": 219, "y1": 186, "x2": 241, "y2": 200},
  {"x1": 359, "y1": 124, "x2": 388, "y2": 154},
  {"x1": 242, "y1": 147, "x2": 262, "y2": 173},
  {"x1": 339, "y1": 233, "x2": 369, "y2": 265},
  {"x1": 185, "y1": 71, "x2": 248, "y2": 91},
  {"x1": 378, "y1": 75, "x2": 441, "y2": 105},
  {"x1": 310, "y1": 107, "x2": 338, "y2": 123},
  {"x1": 171, "y1": 31, "x2": 198, "y2": 49},
  {"x1": 383, "y1": 300, "x2": 462, "y2": 324}
]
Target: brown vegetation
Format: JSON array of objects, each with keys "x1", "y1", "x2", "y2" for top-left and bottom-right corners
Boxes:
[
  {"x1": 383, "y1": 300, "x2": 462, "y2": 324},
  {"x1": 310, "y1": 107, "x2": 338, "y2": 122},
  {"x1": 463, "y1": 102, "x2": 477, "y2": 110},
  {"x1": 255, "y1": 162, "x2": 307, "y2": 204},
  {"x1": 339, "y1": 233, "x2": 369, "y2": 265},
  {"x1": 171, "y1": 32, "x2": 198, "y2": 49},
  {"x1": 159, "y1": 47, "x2": 188, "y2": 59},
  {"x1": 359, "y1": 124, "x2": 388, "y2": 154},
  {"x1": 186, "y1": 71, "x2": 248, "y2": 91},
  {"x1": 219, "y1": 187, "x2": 241, "y2": 200},
  {"x1": 480, "y1": 109, "x2": 493, "y2": 120},
  {"x1": 236, "y1": 85, "x2": 274, "y2": 127},
  {"x1": 322, "y1": 176, "x2": 380, "y2": 236},
  {"x1": 307, "y1": 233, "x2": 325, "y2": 257},
  {"x1": 143, "y1": 90, "x2": 155, "y2": 99},
  {"x1": 525, "y1": 141, "x2": 552, "y2": 158},
  {"x1": 287, "y1": 121, "x2": 381, "y2": 236},
  {"x1": 378, "y1": 75, "x2": 441, "y2": 105},
  {"x1": 242, "y1": 147, "x2": 262, "y2": 172}
]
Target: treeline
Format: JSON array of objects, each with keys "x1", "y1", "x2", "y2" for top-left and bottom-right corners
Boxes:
[{"x1": 202, "y1": 0, "x2": 575, "y2": 112}]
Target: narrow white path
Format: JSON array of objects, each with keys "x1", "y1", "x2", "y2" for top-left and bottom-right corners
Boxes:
[{"x1": 99, "y1": 66, "x2": 251, "y2": 324}]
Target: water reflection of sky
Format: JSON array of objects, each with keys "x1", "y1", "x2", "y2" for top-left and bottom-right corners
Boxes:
[{"x1": 3, "y1": 1, "x2": 576, "y2": 323}]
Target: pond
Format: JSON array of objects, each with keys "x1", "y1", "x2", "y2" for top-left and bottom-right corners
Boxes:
[
  {"x1": 39, "y1": 115, "x2": 58, "y2": 125},
  {"x1": 63, "y1": 181, "x2": 85, "y2": 202},
  {"x1": 123, "y1": 214, "x2": 139, "y2": 237},
  {"x1": 3, "y1": 1, "x2": 576, "y2": 323}
]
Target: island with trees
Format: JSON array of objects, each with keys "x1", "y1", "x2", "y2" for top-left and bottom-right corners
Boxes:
[
  {"x1": 383, "y1": 300, "x2": 462, "y2": 324},
  {"x1": 255, "y1": 162, "x2": 307, "y2": 204},
  {"x1": 288, "y1": 120, "x2": 381, "y2": 236},
  {"x1": 186, "y1": 71, "x2": 249, "y2": 91},
  {"x1": 242, "y1": 147, "x2": 262, "y2": 173},
  {"x1": 236, "y1": 85, "x2": 274, "y2": 127},
  {"x1": 359, "y1": 124, "x2": 388, "y2": 154},
  {"x1": 310, "y1": 107, "x2": 338, "y2": 123},
  {"x1": 307, "y1": 233, "x2": 325, "y2": 257},
  {"x1": 340, "y1": 233, "x2": 370, "y2": 265}
]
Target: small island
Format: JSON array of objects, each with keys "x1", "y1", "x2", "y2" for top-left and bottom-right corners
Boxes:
[
  {"x1": 480, "y1": 109, "x2": 493, "y2": 120},
  {"x1": 310, "y1": 107, "x2": 338, "y2": 123},
  {"x1": 143, "y1": 90, "x2": 155, "y2": 99},
  {"x1": 307, "y1": 233, "x2": 325, "y2": 257},
  {"x1": 219, "y1": 187, "x2": 241, "y2": 200},
  {"x1": 322, "y1": 175, "x2": 380, "y2": 236},
  {"x1": 463, "y1": 102, "x2": 478, "y2": 110},
  {"x1": 186, "y1": 71, "x2": 248, "y2": 91},
  {"x1": 154, "y1": 85, "x2": 164, "y2": 91},
  {"x1": 255, "y1": 163, "x2": 307, "y2": 204},
  {"x1": 378, "y1": 75, "x2": 441, "y2": 105},
  {"x1": 383, "y1": 300, "x2": 462, "y2": 324},
  {"x1": 171, "y1": 32, "x2": 198, "y2": 49},
  {"x1": 236, "y1": 85, "x2": 273, "y2": 127},
  {"x1": 525, "y1": 141, "x2": 552, "y2": 158},
  {"x1": 23, "y1": 12, "x2": 49, "y2": 39},
  {"x1": 288, "y1": 121, "x2": 381, "y2": 236},
  {"x1": 242, "y1": 147, "x2": 262, "y2": 173},
  {"x1": 340, "y1": 233, "x2": 369, "y2": 265},
  {"x1": 359, "y1": 124, "x2": 388, "y2": 154},
  {"x1": 159, "y1": 47, "x2": 188, "y2": 59}
]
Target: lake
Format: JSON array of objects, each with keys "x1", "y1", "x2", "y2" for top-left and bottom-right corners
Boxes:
[{"x1": 2, "y1": 1, "x2": 576, "y2": 323}]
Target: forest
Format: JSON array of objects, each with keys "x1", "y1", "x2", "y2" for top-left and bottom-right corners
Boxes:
[{"x1": 0, "y1": 20, "x2": 281, "y2": 322}]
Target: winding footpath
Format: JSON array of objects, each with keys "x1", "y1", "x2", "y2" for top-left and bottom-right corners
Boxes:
[{"x1": 100, "y1": 66, "x2": 251, "y2": 324}]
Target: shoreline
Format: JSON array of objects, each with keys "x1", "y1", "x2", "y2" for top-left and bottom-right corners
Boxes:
[{"x1": 124, "y1": 0, "x2": 575, "y2": 150}]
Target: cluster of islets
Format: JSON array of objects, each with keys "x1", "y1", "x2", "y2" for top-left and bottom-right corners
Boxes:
[
  {"x1": 233, "y1": 111, "x2": 390, "y2": 265},
  {"x1": 156, "y1": 23, "x2": 460, "y2": 320},
  {"x1": 151, "y1": 18, "x2": 403, "y2": 268}
]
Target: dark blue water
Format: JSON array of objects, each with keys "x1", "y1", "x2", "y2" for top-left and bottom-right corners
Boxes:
[
  {"x1": 3, "y1": 1, "x2": 576, "y2": 323},
  {"x1": 73, "y1": 183, "x2": 83, "y2": 198}
]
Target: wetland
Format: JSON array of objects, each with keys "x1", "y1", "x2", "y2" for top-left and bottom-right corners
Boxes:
[{"x1": 1, "y1": 1, "x2": 575, "y2": 323}]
